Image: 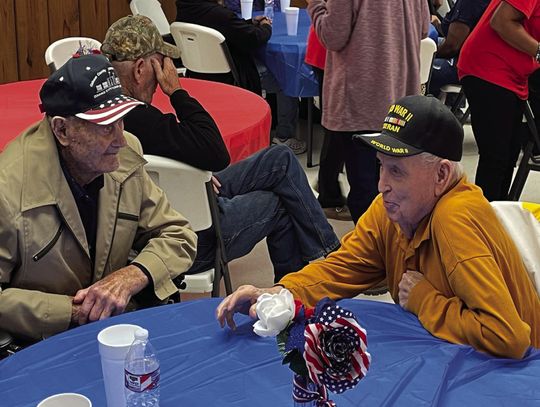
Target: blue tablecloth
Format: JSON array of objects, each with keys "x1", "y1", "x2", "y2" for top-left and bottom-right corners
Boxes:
[
  {"x1": 255, "y1": 9, "x2": 319, "y2": 98},
  {"x1": 1, "y1": 298, "x2": 539, "y2": 406}
]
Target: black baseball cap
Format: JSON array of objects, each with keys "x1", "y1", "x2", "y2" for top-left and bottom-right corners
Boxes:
[
  {"x1": 355, "y1": 95, "x2": 464, "y2": 161},
  {"x1": 39, "y1": 53, "x2": 143, "y2": 125}
]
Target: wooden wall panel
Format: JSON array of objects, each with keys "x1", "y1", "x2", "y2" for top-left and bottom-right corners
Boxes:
[
  {"x1": 79, "y1": 0, "x2": 109, "y2": 42},
  {"x1": 0, "y1": 0, "x2": 18, "y2": 83},
  {"x1": 15, "y1": 0, "x2": 50, "y2": 81},
  {"x1": 108, "y1": 1, "x2": 131, "y2": 26},
  {"x1": 48, "y1": 0, "x2": 81, "y2": 43},
  {"x1": 161, "y1": 0, "x2": 176, "y2": 23}
]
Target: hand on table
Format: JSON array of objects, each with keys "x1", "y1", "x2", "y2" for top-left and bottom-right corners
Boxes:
[
  {"x1": 152, "y1": 56, "x2": 182, "y2": 97},
  {"x1": 216, "y1": 285, "x2": 282, "y2": 330},
  {"x1": 71, "y1": 265, "x2": 149, "y2": 326},
  {"x1": 398, "y1": 269, "x2": 424, "y2": 309}
]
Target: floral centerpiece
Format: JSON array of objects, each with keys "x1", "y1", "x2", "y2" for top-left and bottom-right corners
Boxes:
[{"x1": 254, "y1": 289, "x2": 371, "y2": 406}]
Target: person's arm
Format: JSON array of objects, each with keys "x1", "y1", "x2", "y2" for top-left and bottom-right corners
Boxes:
[
  {"x1": 405, "y1": 215, "x2": 532, "y2": 359},
  {"x1": 490, "y1": 1, "x2": 538, "y2": 58},
  {"x1": 307, "y1": 0, "x2": 356, "y2": 51},
  {"x1": 278, "y1": 198, "x2": 388, "y2": 307},
  {"x1": 218, "y1": 8, "x2": 272, "y2": 52},
  {"x1": 124, "y1": 57, "x2": 230, "y2": 172},
  {"x1": 436, "y1": 21, "x2": 471, "y2": 58},
  {"x1": 128, "y1": 139, "x2": 199, "y2": 301}
]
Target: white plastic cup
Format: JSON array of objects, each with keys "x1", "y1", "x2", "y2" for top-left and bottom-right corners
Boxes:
[
  {"x1": 284, "y1": 7, "x2": 299, "y2": 36},
  {"x1": 280, "y1": 0, "x2": 290, "y2": 12},
  {"x1": 97, "y1": 324, "x2": 142, "y2": 407},
  {"x1": 240, "y1": 0, "x2": 254, "y2": 19},
  {"x1": 37, "y1": 393, "x2": 92, "y2": 407}
]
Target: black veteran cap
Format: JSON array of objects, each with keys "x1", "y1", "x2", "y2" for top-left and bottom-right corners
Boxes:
[
  {"x1": 355, "y1": 95, "x2": 464, "y2": 161},
  {"x1": 40, "y1": 53, "x2": 143, "y2": 125}
]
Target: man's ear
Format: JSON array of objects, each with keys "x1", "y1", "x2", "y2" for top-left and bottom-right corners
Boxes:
[
  {"x1": 50, "y1": 116, "x2": 70, "y2": 146},
  {"x1": 434, "y1": 159, "x2": 453, "y2": 197},
  {"x1": 133, "y1": 58, "x2": 146, "y2": 84}
]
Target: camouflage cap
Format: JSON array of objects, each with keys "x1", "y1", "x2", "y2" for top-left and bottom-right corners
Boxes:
[{"x1": 101, "y1": 15, "x2": 180, "y2": 61}]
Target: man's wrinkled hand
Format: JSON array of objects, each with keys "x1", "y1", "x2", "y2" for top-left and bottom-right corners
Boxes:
[
  {"x1": 398, "y1": 270, "x2": 424, "y2": 309},
  {"x1": 72, "y1": 265, "x2": 149, "y2": 326},
  {"x1": 151, "y1": 56, "x2": 182, "y2": 96},
  {"x1": 215, "y1": 285, "x2": 281, "y2": 330}
]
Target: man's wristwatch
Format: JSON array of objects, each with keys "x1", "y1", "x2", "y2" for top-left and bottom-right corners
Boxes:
[{"x1": 535, "y1": 42, "x2": 540, "y2": 63}]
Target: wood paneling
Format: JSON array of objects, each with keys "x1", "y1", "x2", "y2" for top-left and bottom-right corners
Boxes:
[
  {"x1": 108, "y1": 0, "x2": 132, "y2": 26},
  {"x1": 0, "y1": 0, "x2": 18, "y2": 83},
  {"x1": 15, "y1": 0, "x2": 50, "y2": 81},
  {"x1": 79, "y1": 0, "x2": 109, "y2": 41},
  {"x1": 161, "y1": 0, "x2": 177, "y2": 23},
  {"x1": 0, "y1": 0, "x2": 224, "y2": 84},
  {"x1": 48, "y1": 0, "x2": 80, "y2": 43}
]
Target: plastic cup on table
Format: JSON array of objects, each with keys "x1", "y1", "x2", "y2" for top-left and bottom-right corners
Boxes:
[
  {"x1": 284, "y1": 7, "x2": 300, "y2": 36},
  {"x1": 36, "y1": 393, "x2": 92, "y2": 407},
  {"x1": 97, "y1": 324, "x2": 142, "y2": 407},
  {"x1": 280, "y1": 0, "x2": 290, "y2": 12},
  {"x1": 240, "y1": 0, "x2": 254, "y2": 19}
]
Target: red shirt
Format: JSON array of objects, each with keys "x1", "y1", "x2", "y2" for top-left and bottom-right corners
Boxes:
[
  {"x1": 305, "y1": 26, "x2": 326, "y2": 70},
  {"x1": 458, "y1": 0, "x2": 540, "y2": 99}
]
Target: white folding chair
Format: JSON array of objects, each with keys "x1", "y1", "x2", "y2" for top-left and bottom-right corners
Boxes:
[
  {"x1": 170, "y1": 22, "x2": 240, "y2": 85},
  {"x1": 143, "y1": 155, "x2": 232, "y2": 297},
  {"x1": 44, "y1": 37, "x2": 102, "y2": 72},
  {"x1": 419, "y1": 37, "x2": 437, "y2": 95},
  {"x1": 491, "y1": 201, "x2": 540, "y2": 296},
  {"x1": 130, "y1": 0, "x2": 171, "y2": 36}
]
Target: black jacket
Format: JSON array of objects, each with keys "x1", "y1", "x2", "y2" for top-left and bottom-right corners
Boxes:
[
  {"x1": 124, "y1": 89, "x2": 230, "y2": 172},
  {"x1": 175, "y1": 0, "x2": 272, "y2": 95}
]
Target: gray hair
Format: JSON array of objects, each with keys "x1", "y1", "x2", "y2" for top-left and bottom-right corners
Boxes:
[{"x1": 418, "y1": 152, "x2": 464, "y2": 186}]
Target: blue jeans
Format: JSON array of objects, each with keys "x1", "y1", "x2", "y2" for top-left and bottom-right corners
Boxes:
[
  {"x1": 188, "y1": 145, "x2": 340, "y2": 282},
  {"x1": 429, "y1": 57, "x2": 459, "y2": 98},
  {"x1": 256, "y1": 60, "x2": 299, "y2": 140}
]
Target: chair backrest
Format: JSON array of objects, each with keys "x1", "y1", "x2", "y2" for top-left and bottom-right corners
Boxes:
[
  {"x1": 419, "y1": 37, "x2": 437, "y2": 95},
  {"x1": 143, "y1": 154, "x2": 212, "y2": 231},
  {"x1": 170, "y1": 22, "x2": 237, "y2": 79},
  {"x1": 491, "y1": 201, "x2": 540, "y2": 296},
  {"x1": 44, "y1": 37, "x2": 102, "y2": 72},
  {"x1": 130, "y1": 0, "x2": 171, "y2": 36}
]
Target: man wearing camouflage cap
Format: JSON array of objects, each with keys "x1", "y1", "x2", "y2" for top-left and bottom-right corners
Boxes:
[
  {"x1": 0, "y1": 54, "x2": 197, "y2": 344},
  {"x1": 217, "y1": 95, "x2": 540, "y2": 360},
  {"x1": 102, "y1": 16, "x2": 339, "y2": 285}
]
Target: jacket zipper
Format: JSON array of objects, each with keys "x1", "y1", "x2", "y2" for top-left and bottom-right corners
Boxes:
[
  {"x1": 32, "y1": 224, "x2": 64, "y2": 261},
  {"x1": 103, "y1": 184, "x2": 123, "y2": 272}
]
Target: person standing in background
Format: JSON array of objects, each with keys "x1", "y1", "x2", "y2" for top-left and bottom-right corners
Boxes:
[
  {"x1": 305, "y1": 26, "x2": 350, "y2": 221},
  {"x1": 458, "y1": 0, "x2": 540, "y2": 201},
  {"x1": 306, "y1": 0, "x2": 430, "y2": 223}
]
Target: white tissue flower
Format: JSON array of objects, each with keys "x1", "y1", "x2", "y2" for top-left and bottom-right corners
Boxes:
[{"x1": 253, "y1": 289, "x2": 295, "y2": 337}]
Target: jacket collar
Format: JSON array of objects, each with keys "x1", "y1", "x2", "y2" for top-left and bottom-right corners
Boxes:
[{"x1": 21, "y1": 119, "x2": 145, "y2": 211}]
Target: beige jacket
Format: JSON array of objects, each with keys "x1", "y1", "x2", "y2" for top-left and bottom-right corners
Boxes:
[{"x1": 0, "y1": 119, "x2": 197, "y2": 341}]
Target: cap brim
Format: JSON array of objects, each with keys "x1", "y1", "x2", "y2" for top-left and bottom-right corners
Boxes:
[
  {"x1": 75, "y1": 95, "x2": 144, "y2": 125},
  {"x1": 159, "y1": 42, "x2": 181, "y2": 60},
  {"x1": 354, "y1": 132, "x2": 424, "y2": 157}
]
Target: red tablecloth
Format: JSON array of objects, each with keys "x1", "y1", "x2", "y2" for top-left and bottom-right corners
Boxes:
[{"x1": 0, "y1": 78, "x2": 271, "y2": 163}]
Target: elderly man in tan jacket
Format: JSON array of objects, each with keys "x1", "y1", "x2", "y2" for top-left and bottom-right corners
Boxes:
[{"x1": 0, "y1": 54, "x2": 197, "y2": 344}]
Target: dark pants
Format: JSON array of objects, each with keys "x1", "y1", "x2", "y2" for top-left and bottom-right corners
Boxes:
[
  {"x1": 313, "y1": 67, "x2": 347, "y2": 208},
  {"x1": 324, "y1": 130, "x2": 379, "y2": 223},
  {"x1": 461, "y1": 75, "x2": 525, "y2": 201}
]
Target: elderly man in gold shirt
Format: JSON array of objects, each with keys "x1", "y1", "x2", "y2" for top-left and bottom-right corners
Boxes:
[{"x1": 217, "y1": 95, "x2": 540, "y2": 359}]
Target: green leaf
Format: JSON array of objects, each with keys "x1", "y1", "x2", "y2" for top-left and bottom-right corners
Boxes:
[
  {"x1": 282, "y1": 349, "x2": 308, "y2": 377},
  {"x1": 276, "y1": 329, "x2": 289, "y2": 356}
]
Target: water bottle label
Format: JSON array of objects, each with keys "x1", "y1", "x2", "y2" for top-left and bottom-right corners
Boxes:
[{"x1": 125, "y1": 368, "x2": 160, "y2": 392}]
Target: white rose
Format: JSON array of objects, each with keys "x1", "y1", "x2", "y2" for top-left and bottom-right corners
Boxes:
[{"x1": 253, "y1": 289, "x2": 295, "y2": 337}]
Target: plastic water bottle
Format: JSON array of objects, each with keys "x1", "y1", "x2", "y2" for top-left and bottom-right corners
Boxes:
[
  {"x1": 124, "y1": 328, "x2": 160, "y2": 407},
  {"x1": 264, "y1": 0, "x2": 274, "y2": 20}
]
